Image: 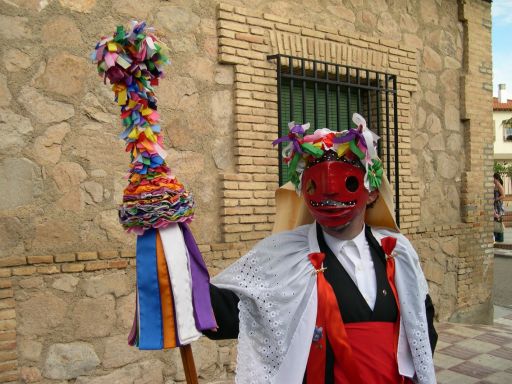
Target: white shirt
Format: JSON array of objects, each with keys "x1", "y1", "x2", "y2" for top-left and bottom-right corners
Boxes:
[{"x1": 322, "y1": 225, "x2": 377, "y2": 310}]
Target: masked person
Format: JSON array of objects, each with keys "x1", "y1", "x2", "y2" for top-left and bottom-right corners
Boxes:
[{"x1": 204, "y1": 114, "x2": 437, "y2": 384}]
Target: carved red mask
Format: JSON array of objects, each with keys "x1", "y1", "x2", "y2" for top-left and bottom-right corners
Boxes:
[{"x1": 301, "y1": 160, "x2": 368, "y2": 228}]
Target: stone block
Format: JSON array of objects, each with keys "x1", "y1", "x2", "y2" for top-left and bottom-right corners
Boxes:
[
  {"x1": 422, "y1": 47, "x2": 442, "y2": 72},
  {"x1": 102, "y1": 335, "x2": 142, "y2": 368},
  {"x1": 52, "y1": 162, "x2": 87, "y2": 194},
  {"x1": 32, "y1": 122, "x2": 70, "y2": 165},
  {"x1": 58, "y1": 0, "x2": 96, "y2": 13},
  {"x1": 116, "y1": 292, "x2": 136, "y2": 330},
  {"x1": 2, "y1": 48, "x2": 32, "y2": 72},
  {"x1": 71, "y1": 295, "x2": 116, "y2": 339},
  {"x1": 18, "y1": 338, "x2": 43, "y2": 362},
  {"x1": 81, "y1": 272, "x2": 130, "y2": 298},
  {"x1": 111, "y1": 0, "x2": 159, "y2": 18},
  {"x1": 43, "y1": 342, "x2": 100, "y2": 379},
  {"x1": 52, "y1": 275, "x2": 79, "y2": 293},
  {"x1": 75, "y1": 359, "x2": 164, "y2": 384},
  {"x1": 215, "y1": 66, "x2": 234, "y2": 85},
  {"x1": 20, "y1": 366, "x2": 41, "y2": 383},
  {"x1": 41, "y1": 16, "x2": 82, "y2": 46},
  {"x1": 18, "y1": 277, "x2": 43, "y2": 289},
  {"x1": 0, "y1": 157, "x2": 42, "y2": 211},
  {"x1": 18, "y1": 86, "x2": 74, "y2": 123},
  {"x1": 0, "y1": 15, "x2": 31, "y2": 40},
  {"x1": 18, "y1": 292, "x2": 67, "y2": 336},
  {"x1": 0, "y1": 218, "x2": 26, "y2": 256},
  {"x1": 0, "y1": 74, "x2": 11, "y2": 107}
]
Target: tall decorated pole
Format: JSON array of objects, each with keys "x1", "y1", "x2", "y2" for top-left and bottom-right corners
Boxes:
[{"x1": 91, "y1": 21, "x2": 217, "y2": 383}]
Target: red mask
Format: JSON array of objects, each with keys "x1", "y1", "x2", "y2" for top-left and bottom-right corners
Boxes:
[{"x1": 301, "y1": 161, "x2": 368, "y2": 228}]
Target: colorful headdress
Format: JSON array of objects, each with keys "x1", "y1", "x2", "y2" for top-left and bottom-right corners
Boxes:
[
  {"x1": 92, "y1": 21, "x2": 216, "y2": 351},
  {"x1": 273, "y1": 113, "x2": 383, "y2": 193}
]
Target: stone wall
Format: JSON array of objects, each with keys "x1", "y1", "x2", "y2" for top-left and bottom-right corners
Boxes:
[{"x1": 0, "y1": 0, "x2": 493, "y2": 383}]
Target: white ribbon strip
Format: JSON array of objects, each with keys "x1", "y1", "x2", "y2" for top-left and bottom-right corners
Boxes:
[{"x1": 159, "y1": 223, "x2": 201, "y2": 345}]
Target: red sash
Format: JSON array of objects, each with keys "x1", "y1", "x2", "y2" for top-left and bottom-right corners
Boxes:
[{"x1": 306, "y1": 252, "x2": 413, "y2": 383}]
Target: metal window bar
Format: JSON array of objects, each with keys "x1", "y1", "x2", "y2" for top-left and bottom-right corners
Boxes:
[{"x1": 268, "y1": 54, "x2": 400, "y2": 227}]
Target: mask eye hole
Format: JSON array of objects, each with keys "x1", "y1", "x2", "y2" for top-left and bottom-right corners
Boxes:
[
  {"x1": 305, "y1": 179, "x2": 316, "y2": 195},
  {"x1": 346, "y1": 176, "x2": 359, "y2": 192}
]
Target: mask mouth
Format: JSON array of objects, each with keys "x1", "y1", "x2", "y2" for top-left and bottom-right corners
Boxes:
[{"x1": 309, "y1": 199, "x2": 356, "y2": 208}]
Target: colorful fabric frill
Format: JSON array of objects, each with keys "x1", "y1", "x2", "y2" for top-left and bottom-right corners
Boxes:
[
  {"x1": 92, "y1": 21, "x2": 194, "y2": 234},
  {"x1": 273, "y1": 113, "x2": 382, "y2": 192},
  {"x1": 128, "y1": 223, "x2": 217, "y2": 349}
]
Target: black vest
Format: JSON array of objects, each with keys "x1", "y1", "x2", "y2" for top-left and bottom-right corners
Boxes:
[{"x1": 303, "y1": 224, "x2": 398, "y2": 384}]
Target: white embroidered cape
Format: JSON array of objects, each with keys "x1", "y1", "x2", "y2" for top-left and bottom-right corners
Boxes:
[{"x1": 212, "y1": 223, "x2": 436, "y2": 384}]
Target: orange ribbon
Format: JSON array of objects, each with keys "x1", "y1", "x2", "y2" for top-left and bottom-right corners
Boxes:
[{"x1": 156, "y1": 231, "x2": 177, "y2": 348}]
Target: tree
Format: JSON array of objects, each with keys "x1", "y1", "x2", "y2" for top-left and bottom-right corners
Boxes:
[{"x1": 494, "y1": 161, "x2": 512, "y2": 178}]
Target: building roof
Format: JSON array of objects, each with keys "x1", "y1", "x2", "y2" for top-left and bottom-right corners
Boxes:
[{"x1": 493, "y1": 97, "x2": 512, "y2": 111}]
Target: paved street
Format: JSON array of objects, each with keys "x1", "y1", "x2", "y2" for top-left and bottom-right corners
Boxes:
[
  {"x1": 433, "y1": 228, "x2": 512, "y2": 383},
  {"x1": 435, "y1": 315, "x2": 512, "y2": 383}
]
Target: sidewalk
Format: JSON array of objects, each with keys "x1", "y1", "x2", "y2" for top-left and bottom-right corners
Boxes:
[
  {"x1": 434, "y1": 309, "x2": 512, "y2": 383},
  {"x1": 432, "y1": 228, "x2": 512, "y2": 383}
]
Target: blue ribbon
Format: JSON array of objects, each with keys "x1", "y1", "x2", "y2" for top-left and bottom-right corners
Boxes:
[{"x1": 136, "y1": 229, "x2": 163, "y2": 349}]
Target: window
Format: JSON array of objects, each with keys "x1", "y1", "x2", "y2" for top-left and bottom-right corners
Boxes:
[
  {"x1": 268, "y1": 54, "x2": 400, "y2": 225},
  {"x1": 504, "y1": 128, "x2": 512, "y2": 141},
  {"x1": 503, "y1": 119, "x2": 512, "y2": 141}
]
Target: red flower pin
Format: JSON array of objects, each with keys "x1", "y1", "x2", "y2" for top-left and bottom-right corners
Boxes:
[{"x1": 381, "y1": 236, "x2": 397, "y2": 258}]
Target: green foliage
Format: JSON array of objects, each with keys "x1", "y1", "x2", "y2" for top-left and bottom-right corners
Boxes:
[{"x1": 494, "y1": 161, "x2": 512, "y2": 178}]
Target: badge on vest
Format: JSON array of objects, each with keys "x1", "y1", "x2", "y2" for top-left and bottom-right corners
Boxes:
[{"x1": 313, "y1": 326, "x2": 323, "y2": 342}]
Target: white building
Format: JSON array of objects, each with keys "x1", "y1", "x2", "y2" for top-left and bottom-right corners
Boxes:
[{"x1": 494, "y1": 84, "x2": 512, "y2": 194}]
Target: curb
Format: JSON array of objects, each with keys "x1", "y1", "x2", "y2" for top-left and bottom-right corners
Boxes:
[{"x1": 494, "y1": 249, "x2": 512, "y2": 258}]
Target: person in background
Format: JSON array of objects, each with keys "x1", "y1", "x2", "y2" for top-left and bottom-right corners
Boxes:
[
  {"x1": 204, "y1": 115, "x2": 437, "y2": 384},
  {"x1": 494, "y1": 172, "x2": 506, "y2": 243}
]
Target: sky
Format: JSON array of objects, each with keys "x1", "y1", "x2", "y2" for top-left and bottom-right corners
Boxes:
[{"x1": 492, "y1": 0, "x2": 512, "y2": 97}]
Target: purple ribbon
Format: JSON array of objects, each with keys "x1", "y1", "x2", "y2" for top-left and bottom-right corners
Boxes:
[
  {"x1": 127, "y1": 292, "x2": 138, "y2": 346},
  {"x1": 333, "y1": 128, "x2": 368, "y2": 151},
  {"x1": 272, "y1": 124, "x2": 306, "y2": 154},
  {"x1": 180, "y1": 223, "x2": 218, "y2": 331}
]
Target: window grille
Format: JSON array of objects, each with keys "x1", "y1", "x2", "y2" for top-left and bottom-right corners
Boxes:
[{"x1": 268, "y1": 54, "x2": 400, "y2": 226}]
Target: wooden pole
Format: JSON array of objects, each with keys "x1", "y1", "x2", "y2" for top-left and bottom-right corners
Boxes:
[{"x1": 180, "y1": 344, "x2": 199, "y2": 384}]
